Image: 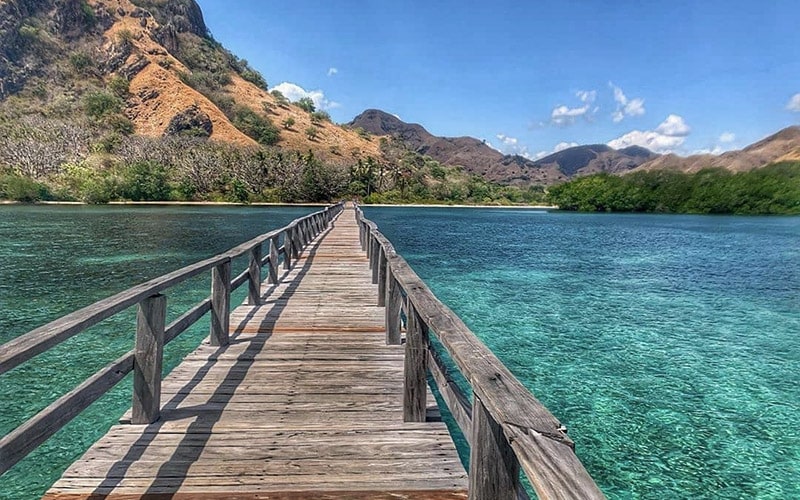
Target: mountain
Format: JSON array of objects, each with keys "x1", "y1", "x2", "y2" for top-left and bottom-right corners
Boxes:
[
  {"x1": 634, "y1": 126, "x2": 800, "y2": 173},
  {"x1": 350, "y1": 109, "x2": 658, "y2": 185},
  {"x1": 0, "y1": 0, "x2": 379, "y2": 164}
]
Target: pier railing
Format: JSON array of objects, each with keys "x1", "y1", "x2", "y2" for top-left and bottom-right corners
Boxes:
[
  {"x1": 0, "y1": 202, "x2": 344, "y2": 475},
  {"x1": 355, "y1": 205, "x2": 605, "y2": 500}
]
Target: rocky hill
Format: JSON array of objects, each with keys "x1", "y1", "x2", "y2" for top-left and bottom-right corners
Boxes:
[
  {"x1": 634, "y1": 126, "x2": 800, "y2": 173},
  {"x1": 350, "y1": 109, "x2": 658, "y2": 185},
  {"x1": 0, "y1": 0, "x2": 379, "y2": 164}
]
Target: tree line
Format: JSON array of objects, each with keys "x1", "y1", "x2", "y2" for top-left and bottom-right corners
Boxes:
[{"x1": 547, "y1": 163, "x2": 800, "y2": 215}]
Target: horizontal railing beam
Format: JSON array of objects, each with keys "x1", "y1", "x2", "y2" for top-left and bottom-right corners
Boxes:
[
  {"x1": 355, "y1": 204, "x2": 604, "y2": 500},
  {"x1": 0, "y1": 351, "x2": 134, "y2": 475}
]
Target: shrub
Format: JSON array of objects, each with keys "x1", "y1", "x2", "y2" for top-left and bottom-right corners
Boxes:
[
  {"x1": 282, "y1": 117, "x2": 295, "y2": 129},
  {"x1": 120, "y1": 161, "x2": 171, "y2": 201},
  {"x1": 310, "y1": 110, "x2": 330, "y2": 124},
  {"x1": 232, "y1": 107, "x2": 280, "y2": 146},
  {"x1": 241, "y1": 69, "x2": 267, "y2": 90},
  {"x1": 270, "y1": 90, "x2": 289, "y2": 106},
  {"x1": 106, "y1": 114, "x2": 135, "y2": 135},
  {"x1": 0, "y1": 174, "x2": 51, "y2": 202},
  {"x1": 108, "y1": 76, "x2": 130, "y2": 97},
  {"x1": 69, "y1": 52, "x2": 93, "y2": 72},
  {"x1": 305, "y1": 126, "x2": 319, "y2": 141},
  {"x1": 295, "y1": 97, "x2": 315, "y2": 113},
  {"x1": 84, "y1": 91, "x2": 123, "y2": 119}
]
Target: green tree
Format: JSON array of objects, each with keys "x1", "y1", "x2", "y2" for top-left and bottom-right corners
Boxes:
[{"x1": 296, "y1": 97, "x2": 316, "y2": 113}]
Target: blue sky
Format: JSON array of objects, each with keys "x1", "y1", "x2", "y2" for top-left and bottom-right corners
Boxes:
[{"x1": 196, "y1": 0, "x2": 800, "y2": 158}]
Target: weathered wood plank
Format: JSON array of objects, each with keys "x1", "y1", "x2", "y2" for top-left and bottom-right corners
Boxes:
[
  {"x1": 209, "y1": 259, "x2": 231, "y2": 347},
  {"x1": 44, "y1": 204, "x2": 466, "y2": 498}
]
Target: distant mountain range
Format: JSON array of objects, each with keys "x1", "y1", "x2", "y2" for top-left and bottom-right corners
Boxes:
[{"x1": 350, "y1": 109, "x2": 800, "y2": 185}]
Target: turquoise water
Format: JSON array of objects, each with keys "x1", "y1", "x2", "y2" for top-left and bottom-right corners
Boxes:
[
  {"x1": 363, "y1": 207, "x2": 800, "y2": 499},
  {"x1": 1, "y1": 206, "x2": 798, "y2": 499},
  {"x1": 0, "y1": 205, "x2": 316, "y2": 500}
]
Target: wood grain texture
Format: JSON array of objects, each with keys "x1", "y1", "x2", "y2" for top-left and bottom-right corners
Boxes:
[
  {"x1": 45, "y1": 204, "x2": 466, "y2": 499},
  {"x1": 209, "y1": 260, "x2": 231, "y2": 347},
  {"x1": 247, "y1": 244, "x2": 262, "y2": 306},
  {"x1": 132, "y1": 295, "x2": 166, "y2": 425}
]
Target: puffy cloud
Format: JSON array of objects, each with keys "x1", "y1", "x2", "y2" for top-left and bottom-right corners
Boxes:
[
  {"x1": 610, "y1": 82, "x2": 645, "y2": 122},
  {"x1": 272, "y1": 82, "x2": 340, "y2": 110},
  {"x1": 786, "y1": 93, "x2": 800, "y2": 112},
  {"x1": 496, "y1": 134, "x2": 518, "y2": 146},
  {"x1": 719, "y1": 132, "x2": 736, "y2": 143},
  {"x1": 550, "y1": 90, "x2": 598, "y2": 126},
  {"x1": 608, "y1": 114, "x2": 691, "y2": 154},
  {"x1": 494, "y1": 133, "x2": 533, "y2": 159},
  {"x1": 655, "y1": 114, "x2": 691, "y2": 136},
  {"x1": 327, "y1": 67, "x2": 338, "y2": 76}
]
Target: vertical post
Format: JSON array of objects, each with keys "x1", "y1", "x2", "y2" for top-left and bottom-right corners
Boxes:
[
  {"x1": 292, "y1": 224, "x2": 302, "y2": 257},
  {"x1": 283, "y1": 229, "x2": 292, "y2": 270},
  {"x1": 366, "y1": 231, "x2": 373, "y2": 267},
  {"x1": 268, "y1": 235, "x2": 279, "y2": 284},
  {"x1": 468, "y1": 395, "x2": 520, "y2": 500},
  {"x1": 132, "y1": 294, "x2": 166, "y2": 425},
  {"x1": 371, "y1": 237, "x2": 380, "y2": 285},
  {"x1": 377, "y1": 247, "x2": 387, "y2": 306},
  {"x1": 210, "y1": 259, "x2": 231, "y2": 346},
  {"x1": 385, "y1": 268, "x2": 402, "y2": 345},
  {"x1": 403, "y1": 300, "x2": 428, "y2": 422},
  {"x1": 247, "y1": 244, "x2": 262, "y2": 306}
]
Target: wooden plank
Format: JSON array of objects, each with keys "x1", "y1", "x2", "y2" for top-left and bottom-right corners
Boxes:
[{"x1": 44, "y1": 204, "x2": 466, "y2": 498}]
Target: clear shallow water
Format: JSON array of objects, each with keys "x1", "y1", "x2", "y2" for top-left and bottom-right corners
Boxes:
[
  {"x1": 364, "y1": 207, "x2": 800, "y2": 499},
  {"x1": 0, "y1": 205, "x2": 316, "y2": 500},
  {"x1": 0, "y1": 206, "x2": 798, "y2": 499}
]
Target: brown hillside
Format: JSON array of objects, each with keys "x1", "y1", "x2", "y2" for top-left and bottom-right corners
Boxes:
[
  {"x1": 635, "y1": 126, "x2": 800, "y2": 173},
  {"x1": 92, "y1": 0, "x2": 380, "y2": 162}
]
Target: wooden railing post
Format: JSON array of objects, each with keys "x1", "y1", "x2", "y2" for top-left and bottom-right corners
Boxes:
[
  {"x1": 268, "y1": 235, "x2": 279, "y2": 284},
  {"x1": 371, "y1": 237, "x2": 380, "y2": 285},
  {"x1": 403, "y1": 301, "x2": 428, "y2": 422},
  {"x1": 468, "y1": 395, "x2": 520, "y2": 500},
  {"x1": 292, "y1": 224, "x2": 302, "y2": 258},
  {"x1": 210, "y1": 259, "x2": 231, "y2": 346},
  {"x1": 132, "y1": 294, "x2": 166, "y2": 425},
  {"x1": 247, "y1": 244, "x2": 262, "y2": 306},
  {"x1": 283, "y1": 229, "x2": 292, "y2": 269},
  {"x1": 377, "y1": 247, "x2": 387, "y2": 306},
  {"x1": 385, "y1": 267, "x2": 402, "y2": 345}
]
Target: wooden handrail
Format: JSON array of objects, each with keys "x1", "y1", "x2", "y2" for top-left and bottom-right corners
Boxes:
[
  {"x1": 354, "y1": 204, "x2": 604, "y2": 500},
  {"x1": 0, "y1": 202, "x2": 344, "y2": 475}
]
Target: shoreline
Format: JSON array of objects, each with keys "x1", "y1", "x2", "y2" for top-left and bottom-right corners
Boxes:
[{"x1": 0, "y1": 200, "x2": 557, "y2": 209}]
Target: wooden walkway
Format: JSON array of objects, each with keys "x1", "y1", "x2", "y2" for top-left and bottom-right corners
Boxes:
[{"x1": 44, "y1": 208, "x2": 468, "y2": 499}]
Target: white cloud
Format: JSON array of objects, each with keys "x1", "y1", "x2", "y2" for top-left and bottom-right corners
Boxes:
[
  {"x1": 494, "y1": 133, "x2": 533, "y2": 159},
  {"x1": 655, "y1": 114, "x2": 691, "y2": 136},
  {"x1": 327, "y1": 67, "x2": 338, "y2": 77},
  {"x1": 550, "y1": 90, "x2": 598, "y2": 126},
  {"x1": 692, "y1": 146, "x2": 725, "y2": 155},
  {"x1": 576, "y1": 90, "x2": 597, "y2": 103},
  {"x1": 786, "y1": 93, "x2": 800, "y2": 112},
  {"x1": 719, "y1": 132, "x2": 736, "y2": 143},
  {"x1": 608, "y1": 114, "x2": 691, "y2": 154},
  {"x1": 273, "y1": 82, "x2": 340, "y2": 110},
  {"x1": 610, "y1": 82, "x2": 645, "y2": 122},
  {"x1": 496, "y1": 134, "x2": 518, "y2": 146}
]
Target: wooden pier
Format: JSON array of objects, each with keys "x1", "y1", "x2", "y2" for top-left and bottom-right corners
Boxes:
[{"x1": 0, "y1": 203, "x2": 604, "y2": 499}]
